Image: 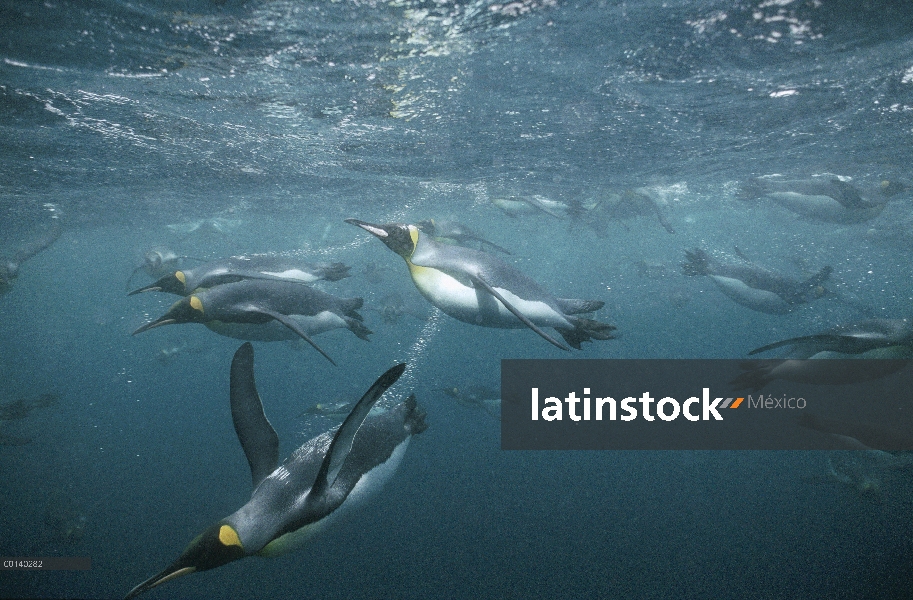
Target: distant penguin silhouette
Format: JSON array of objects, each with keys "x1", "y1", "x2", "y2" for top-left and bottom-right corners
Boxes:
[
  {"x1": 739, "y1": 175, "x2": 907, "y2": 224},
  {"x1": 682, "y1": 248, "x2": 831, "y2": 314},
  {"x1": 0, "y1": 203, "x2": 63, "y2": 297},
  {"x1": 748, "y1": 318, "x2": 913, "y2": 358},
  {"x1": 415, "y1": 219, "x2": 511, "y2": 254}
]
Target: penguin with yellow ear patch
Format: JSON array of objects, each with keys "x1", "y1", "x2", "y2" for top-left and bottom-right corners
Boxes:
[
  {"x1": 124, "y1": 343, "x2": 426, "y2": 599},
  {"x1": 345, "y1": 219, "x2": 615, "y2": 351},
  {"x1": 132, "y1": 279, "x2": 371, "y2": 365},
  {"x1": 128, "y1": 254, "x2": 350, "y2": 296}
]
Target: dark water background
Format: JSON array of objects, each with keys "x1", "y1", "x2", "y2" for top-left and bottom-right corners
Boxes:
[{"x1": 2, "y1": 0, "x2": 913, "y2": 598}]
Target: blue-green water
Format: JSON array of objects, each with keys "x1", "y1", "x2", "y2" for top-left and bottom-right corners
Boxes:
[{"x1": 2, "y1": 0, "x2": 913, "y2": 598}]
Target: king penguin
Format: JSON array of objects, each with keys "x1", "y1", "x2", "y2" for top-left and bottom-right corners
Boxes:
[
  {"x1": 124, "y1": 343, "x2": 426, "y2": 599},
  {"x1": 682, "y1": 247, "x2": 831, "y2": 315},
  {"x1": 739, "y1": 175, "x2": 907, "y2": 224},
  {"x1": 731, "y1": 319, "x2": 913, "y2": 391},
  {"x1": 129, "y1": 254, "x2": 350, "y2": 296},
  {"x1": 345, "y1": 219, "x2": 615, "y2": 350},
  {"x1": 132, "y1": 279, "x2": 371, "y2": 365},
  {"x1": 747, "y1": 318, "x2": 913, "y2": 359}
]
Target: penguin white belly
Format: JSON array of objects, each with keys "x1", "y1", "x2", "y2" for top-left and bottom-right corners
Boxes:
[
  {"x1": 407, "y1": 264, "x2": 570, "y2": 328},
  {"x1": 809, "y1": 346, "x2": 913, "y2": 360},
  {"x1": 259, "y1": 269, "x2": 321, "y2": 283},
  {"x1": 766, "y1": 192, "x2": 879, "y2": 224},
  {"x1": 257, "y1": 439, "x2": 410, "y2": 557},
  {"x1": 205, "y1": 311, "x2": 348, "y2": 341},
  {"x1": 709, "y1": 275, "x2": 791, "y2": 314}
]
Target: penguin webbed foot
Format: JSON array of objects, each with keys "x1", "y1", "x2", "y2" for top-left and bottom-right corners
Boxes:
[
  {"x1": 729, "y1": 361, "x2": 775, "y2": 392},
  {"x1": 344, "y1": 317, "x2": 373, "y2": 341},
  {"x1": 557, "y1": 317, "x2": 617, "y2": 349},
  {"x1": 681, "y1": 248, "x2": 710, "y2": 276}
]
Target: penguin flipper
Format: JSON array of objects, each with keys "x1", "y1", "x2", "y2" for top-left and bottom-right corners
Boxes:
[
  {"x1": 747, "y1": 334, "x2": 841, "y2": 355},
  {"x1": 307, "y1": 363, "x2": 407, "y2": 507},
  {"x1": 469, "y1": 274, "x2": 571, "y2": 351},
  {"x1": 479, "y1": 239, "x2": 512, "y2": 255},
  {"x1": 230, "y1": 343, "x2": 280, "y2": 490},
  {"x1": 253, "y1": 308, "x2": 337, "y2": 366},
  {"x1": 827, "y1": 179, "x2": 867, "y2": 209}
]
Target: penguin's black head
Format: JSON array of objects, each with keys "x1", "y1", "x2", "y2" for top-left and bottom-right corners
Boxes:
[
  {"x1": 132, "y1": 295, "x2": 206, "y2": 335},
  {"x1": 128, "y1": 271, "x2": 189, "y2": 296},
  {"x1": 124, "y1": 523, "x2": 245, "y2": 599},
  {"x1": 880, "y1": 180, "x2": 908, "y2": 198},
  {"x1": 345, "y1": 219, "x2": 417, "y2": 258}
]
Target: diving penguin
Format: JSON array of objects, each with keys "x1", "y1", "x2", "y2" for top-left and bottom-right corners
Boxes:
[
  {"x1": 132, "y1": 279, "x2": 371, "y2": 365},
  {"x1": 682, "y1": 247, "x2": 832, "y2": 315},
  {"x1": 124, "y1": 343, "x2": 426, "y2": 599},
  {"x1": 0, "y1": 203, "x2": 63, "y2": 297},
  {"x1": 125, "y1": 247, "x2": 205, "y2": 292},
  {"x1": 346, "y1": 219, "x2": 615, "y2": 350},
  {"x1": 415, "y1": 219, "x2": 512, "y2": 254},
  {"x1": 739, "y1": 175, "x2": 907, "y2": 224},
  {"x1": 747, "y1": 318, "x2": 913, "y2": 359},
  {"x1": 129, "y1": 254, "x2": 350, "y2": 296}
]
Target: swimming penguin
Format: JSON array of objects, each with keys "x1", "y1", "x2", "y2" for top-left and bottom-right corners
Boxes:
[
  {"x1": 682, "y1": 248, "x2": 832, "y2": 314},
  {"x1": 490, "y1": 195, "x2": 570, "y2": 219},
  {"x1": 731, "y1": 319, "x2": 913, "y2": 391},
  {"x1": 573, "y1": 188, "x2": 675, "y2": 235},
  {"x1": 0, "y1": 203, "x2": 63, "y2": 297},
  {"x1": 125, "y1": 247, "x2": 207, "y2": 291},
  {"x1": 747, "y1": 318, "x2": 913, "y2": 358},
  {"x1": 739, "y1": 175, "x2": 907, "y2": 224},
  {"x1": 124, "y1": 343, "x2": 426, "y2": 599},
  {"x1": 415, "y1": 219, "x2": 512, "y2": 254},
  {"x1": 346, "y1": 219, "x2": 615, "y2": 350},
  {"x1": 796, "y1": 412, "x2": 913, "y2": 452},
  {"x1": 129, "y1": 254, "x2": 350, "y2": 296},
  {"x1": 132, "y1": 279, "x2": 371, "y2": 365}
]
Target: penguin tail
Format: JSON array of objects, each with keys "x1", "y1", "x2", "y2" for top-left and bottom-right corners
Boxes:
[
  {"x1": 556, "y1": 317, "x2": 617, "y2": 350},
  {"x1": 805, "y1": 265, "x2": 832, "y2": 287},
  {"x1": 317, "y1": 262, "x2": 352, "y2": 281},
  {"x1": 729, "y1": 361, "x2": 774, "y2": 392},
  {"x1": 341, "y1": 297, "x2": 365, "y2": 318},
  {"x1": 403, "y1": 394, "x2": 429, "y2": 435},
  {"x1": 556, "y1": 298, "x2": 605, "y2": 315},
  {"x1": 344, "y1": 317, "x2": 373, "y2": 341},
  {"x1": 738, "y1": 177, "x2": 767, "y2": 200},
  {"x1": 681, "y1": 248, "x2": 711, "y2": 277}
]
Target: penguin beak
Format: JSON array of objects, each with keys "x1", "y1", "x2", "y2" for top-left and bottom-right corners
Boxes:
[
  {"x1": 123, "y1": 564, "x2": 196, "y2": 599},
  {"x1": 344, "y1": 218, "x2": 391, "y2": 238},
  {"x1": 345, "y1": 219, "x2": 415, "y2": 258},
  {"x1": 132, "y1": 317, "x2": 178, "y2": 335},
  {"x1": 128, "y1": 273, "x2": 185, "y2": 296},
  {"x1": 127, "y1": 283, "x2": 163, "y2": 296}
]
